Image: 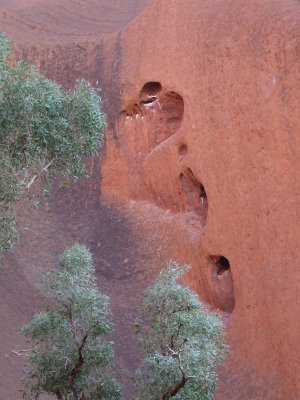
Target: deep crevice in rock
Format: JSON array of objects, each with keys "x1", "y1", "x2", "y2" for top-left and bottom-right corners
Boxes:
[
  {"x1": 179, "y1": 168, "x2": 208, "y2": 223},
  {"x1": 209, "y1": 255, "x2": 235, "y2": 313}
]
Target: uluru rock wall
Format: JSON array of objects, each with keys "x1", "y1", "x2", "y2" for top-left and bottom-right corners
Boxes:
[
  {"x1": 102, "y1": 1, "x2": 300, "y2": 399},
  {"x1": 1, "y1": 0, "x2": 299, "y2": 399},
  {"x1": 0, "y1": 0, "x2": 150, "y2": 44}
]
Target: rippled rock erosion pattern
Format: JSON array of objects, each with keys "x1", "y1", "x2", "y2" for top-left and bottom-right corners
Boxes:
[{"x1": 1, "y1": 1, "x2": 300, "y2": 400}]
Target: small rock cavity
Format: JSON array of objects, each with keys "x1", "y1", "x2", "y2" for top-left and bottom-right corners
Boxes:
[
  {"x1": 209, "y1": 255, "x2": 235, "y2": 313},
  {"x1": 140, "y1": 81, "x2": 162, "y2": 104},
  {"x1": 118, "y1": 81, "x2": 184, "y2": 151},
  {"x1": 178, "y1": 143, "x2": 188, "y2": 159},
  {"x1": 179, "y1": 168, "x2": 208, "y2": 224}
]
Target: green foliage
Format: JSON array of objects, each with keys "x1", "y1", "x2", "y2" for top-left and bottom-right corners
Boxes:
[
  {"x1": 0, "y1": 33, "x2": 106, "y2": 253},
  {"x1": 134, "y1": 262, "x2": 227, "y2": 400},
  {"x1": 22, "y1": 244, "x2": 121, "y2": 400}
]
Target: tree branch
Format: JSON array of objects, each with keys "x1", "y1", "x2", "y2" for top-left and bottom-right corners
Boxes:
[
  {"x1": 162, "y1": 339, "x2": 194, "y2": 400},
  {"x1": 25, "y1": 174, "x2": 37, "y2": 190},
  {"x1": 42, "y1": 157, "x2": 55, "y2": 172},
  {"x1": 11, "y1": 349, "x2": 31, "y2": 357},
  {"x1": 23, "y1": 157, "x2": 56, "y2": 190},
  {"x1": 68, "y1": 322, "x2": 99, "y2": 400}
]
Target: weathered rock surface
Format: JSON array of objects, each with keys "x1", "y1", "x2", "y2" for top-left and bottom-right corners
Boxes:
[
  {"x1": 102, "y1": 1, "x2": 300, "y2": 399},
  {"x1": 1, "y1": 1, "x2": 299, "y2": 399},
  {"x1": 0, "y1": 0, "x2": 150, "y2": 44}
]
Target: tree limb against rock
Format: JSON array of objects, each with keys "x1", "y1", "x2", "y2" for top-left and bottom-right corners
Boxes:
[{"x1": 162, "y1": 339, "x2": 195, "y2": 399}]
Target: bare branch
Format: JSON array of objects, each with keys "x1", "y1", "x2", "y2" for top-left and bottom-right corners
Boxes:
[
  {"x1": 23, "y1": 157, "x2": 56, "y2": 190},
  {"x1": 162, "y1": 339, "x2": 194, "y2": 399},
  {"x1": 11, "y1": 349, "x2": 31, "y2": 357},
  {"x1": 42, "y1": 157, "x2": 55, "y2": 172},
  {"x1": 25, "y1": 174, "x2": 37, "y2": 190},
  {"x1": 68, "y1": 322, "x2": 99, "y2": 399}
]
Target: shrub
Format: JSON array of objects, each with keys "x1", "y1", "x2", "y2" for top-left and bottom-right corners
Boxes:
[
  {"x1": 0, "y1": 33, "x2": 105, "y2": 253},
  {"x1": 134, "y1": 262, "x2": 227, "y2": 400},
  {"x1": 21, "y1": 244, "x2": 121, "y2": 400}
]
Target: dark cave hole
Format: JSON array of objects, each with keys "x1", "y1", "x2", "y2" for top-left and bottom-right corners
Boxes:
[
  {"x1": 199, "y1": 184, "x2": 207, "y2": 201},
  {"x1": 214, "y1": 256, "x2": 230, "y2": 276},
  {"x1": 209, "y1": 255, "x2": 235, "y2": 312},
  {"x1": 140, "y1": 81, "x2": 162, "y2": 103}
]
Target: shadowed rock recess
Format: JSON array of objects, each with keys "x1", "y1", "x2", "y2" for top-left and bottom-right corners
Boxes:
[{"x1": 1, "y1": 1, "x2": 300, "y2": 400}]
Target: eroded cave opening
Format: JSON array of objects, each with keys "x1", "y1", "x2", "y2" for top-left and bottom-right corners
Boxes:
[
  {"x1": 138, "y1": 82, "x2": 184, "y2": 150},
  {"x1": 118, "y1": 82, "x2": 184, "y2": 151},
  {"x1": 179, "y1": 168, "x2": 208, "y2": 223},
  {"x1": 209, "y1": 255, "x2": 235, "y2": 313},
  {"x1": 140, "y1": 81, "x2": 162, "y2": 103},
  {"x1": 116, "y1": 83, "x2": 187, "y2": 215},
  {"x1": 215, "y1": 256, "x2": 230, "y2": 275}
]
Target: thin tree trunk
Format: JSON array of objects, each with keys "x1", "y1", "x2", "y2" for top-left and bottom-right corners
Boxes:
[
  {"x1": 162, "y1": 342, "x2": 194, "y2": 399},
  {"x1": 68, "y1": 323, "x2": 98, "y2": 400},
  {"x1": 162, "y1": 377, "x2": 188, "y2": 399},
  {"x1": 56, "y1": 391, "x2": 63, "y2": 400}
]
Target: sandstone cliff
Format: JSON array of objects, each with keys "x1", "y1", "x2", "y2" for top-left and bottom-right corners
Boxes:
[{"x1": 102, "y1": 1, "x2": 300, "y2": 399}]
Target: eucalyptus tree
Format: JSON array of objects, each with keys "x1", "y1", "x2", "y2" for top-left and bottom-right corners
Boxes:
[
  {"x1": 0, "y1": 33, "x2": 105, "y2": 253},
  {"x1": 21, "y1": 244, "x2": 121, "y2": 400},
  {"x1": 134, "y1": 262, "x2": 227, "y2": 400}
]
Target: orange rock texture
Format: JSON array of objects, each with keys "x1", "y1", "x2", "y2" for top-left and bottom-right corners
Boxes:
[
  {"x1": 1, "y1": 0, "x2": 299, "y2": 399},
  {"x1": 102, "y1": 1, "x2": 300, "y2": 399}
]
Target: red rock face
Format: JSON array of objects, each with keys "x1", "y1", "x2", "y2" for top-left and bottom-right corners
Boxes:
[
  {"x1": 1, "y1": 0, "x2": 300, "y2": 399},
  {"x1": 102, "y1": 1, "x2": 300, "y2": 399},
  {"x1": 0, "y1": 0, "x2": 150, "y2": 44}
]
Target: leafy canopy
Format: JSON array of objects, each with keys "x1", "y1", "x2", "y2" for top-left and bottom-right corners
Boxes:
[
  {"x1": 134, "y1": 262, "x2": 227, "y2": 400},
  {"x1": 22, "y1": 244, "x2": 121, "y2": 400},
  {"x1": 0, "y1": 33, "x2": 105, "y2": 253}
]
